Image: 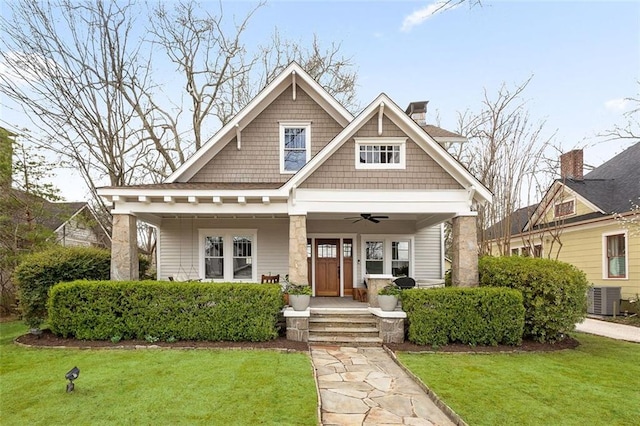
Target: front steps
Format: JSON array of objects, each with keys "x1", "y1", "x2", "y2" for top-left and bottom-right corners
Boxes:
[{"x1": 308, "y1": 308, "x2": 382, "y2": 346}]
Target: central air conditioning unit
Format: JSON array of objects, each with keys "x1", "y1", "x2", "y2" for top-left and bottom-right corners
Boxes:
[{"x1": 587, "y1": 286, "x2": 621, "y2": 315}]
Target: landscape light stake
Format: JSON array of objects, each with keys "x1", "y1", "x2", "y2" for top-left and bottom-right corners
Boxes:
[{"x1": 65, "y1": 367, "x2": 80, "y2": 393}]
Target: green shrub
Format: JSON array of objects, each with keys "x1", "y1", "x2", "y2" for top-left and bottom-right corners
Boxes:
[
  {"x1": 15, "y1": 246, "x2": 110, "y2": 329},
  {"x1": 402, "y1": 287, "x2": 525, "y2": 347},
  {"x1": 48, "y1": 280, "x2": 283, "y2": 342},
  {"x1": 479, "y1": 256, "x2": 589, "y2": 342}
]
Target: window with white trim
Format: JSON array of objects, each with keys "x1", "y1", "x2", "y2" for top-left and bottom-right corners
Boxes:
[
  {"x1": 280, "y1": 122, "x2": 311, "y2": 173},
  {"x1": 201, "y1": 230, "x2": 257, "y2": 281},
  {"x1": 355, "y1": 138, "x2": 406, "y2": 169},
  {"x1": 554, "y1": 199, "x2": 575, "y2": 218},
  {"x1": 604, "y1": 232, "x2": 627, "y2": 279},
  {"x1": 363, "y1": 237, "x2": 412, "y2": 277}
]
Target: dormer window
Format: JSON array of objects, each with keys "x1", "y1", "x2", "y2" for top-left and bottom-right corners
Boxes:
[
  {"x1": 355, "y1": 138, "x2": 406, "y2": 170},
  {"x1": 554, "y1": 199, "x2": 575, "y2": 218},
  {"x1": 280, "y1": 122, "x2": 311, "y2": 173}
]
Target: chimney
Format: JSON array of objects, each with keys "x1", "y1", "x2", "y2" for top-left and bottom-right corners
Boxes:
[
  {"x1": 405, "y1": 101, "x2": 429, "y2": 126},
  {"x1": 560, "y1": 149, "x2": 583, "y2": 180}
]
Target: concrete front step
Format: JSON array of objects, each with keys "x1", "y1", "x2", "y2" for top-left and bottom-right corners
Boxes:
[
  {"x1": 310, "y1": 316, "x2": 377, "y2": 325},
  {"x1": 309, "y1": 326, "x2": 379, "y2": 334}
]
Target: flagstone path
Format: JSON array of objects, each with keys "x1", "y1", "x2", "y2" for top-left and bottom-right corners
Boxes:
[{"x1": 310, "y1": 346, "x2": 455, "y2": 426}]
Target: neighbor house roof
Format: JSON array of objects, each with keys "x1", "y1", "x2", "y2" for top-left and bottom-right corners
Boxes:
[
  {"x1": 485, "y1": 204, "x2": 538, "y2": 239},
  {"x1": 563, "y1": 141, "x2": 640, "y2": 214}
]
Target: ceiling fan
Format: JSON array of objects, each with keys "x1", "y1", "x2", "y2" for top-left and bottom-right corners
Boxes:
[{"x1": 345, "y1": 213, "x2": 389, "y2": 224}]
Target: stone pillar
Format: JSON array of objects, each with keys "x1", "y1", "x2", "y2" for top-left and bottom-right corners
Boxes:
[
  {"x1": 111, "y1": 214, "x2": 139, "y2": 281},
  {"x1": 288, "y1": 214, "x2": 308, "y2": 285},
  {"x1": 366, "y1": 276, "x2": 394, "y2": 308},
  {"x1": 452, "y1": 215, "x2": 478, "y2": 287}
]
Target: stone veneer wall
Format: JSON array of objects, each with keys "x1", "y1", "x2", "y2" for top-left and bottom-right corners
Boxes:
[{"x1": 286, "y1": 317, "x2": 309, "y2": 342}]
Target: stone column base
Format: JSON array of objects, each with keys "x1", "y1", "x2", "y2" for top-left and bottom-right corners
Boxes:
[
  {"x1": 284, "y1": 308, "x2": 309, "y2": 342},
  {"x1": 369, "y1": 308, "x2": 406, "y2": 343}
]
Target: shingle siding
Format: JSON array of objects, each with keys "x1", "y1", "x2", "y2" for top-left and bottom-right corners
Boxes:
[
  {"x1": 299, "y1": 115, "x2": 463, "y2": 189},
  {"x1": 190, "y1": 85, "x2": 343, "y2": 183}
]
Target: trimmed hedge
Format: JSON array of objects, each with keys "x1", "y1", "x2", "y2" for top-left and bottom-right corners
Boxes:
[
  {"x1": 48, "y1": 280, "x2": 283, "y2": 342},
  {"x1": 15, "y1": 246, "x2": 110, "y2": 329},
  {"x1": 479, "y1": 256, "x2": 589, "y2": 342},
  {"x1": 402, "y1": 287, "x2": 525, "y2": 347}
]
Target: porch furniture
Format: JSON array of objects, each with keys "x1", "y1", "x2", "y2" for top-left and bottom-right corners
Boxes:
[
  {"x1": 261, "y1": 274, "x2": 280, "y2": 284},
  {"x1": 393, "y1": 276, "x2": 416, "y2": 290}
]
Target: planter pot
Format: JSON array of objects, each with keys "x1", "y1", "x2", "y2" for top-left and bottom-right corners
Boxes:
[
  {"x1": 289, "y1": 294, "x2": 311, "y2": 311},
  {"x1": 29, "y1": 328, "x2": 43, "y2": 339},
  {"x1": 378, "y1": 295, "x2": 398, "y2": 311}
]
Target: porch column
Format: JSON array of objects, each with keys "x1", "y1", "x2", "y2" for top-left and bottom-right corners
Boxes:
[
  {"x1": 111, "y1": 214, "x2": 139, "y2": 281},
  {"x1": 452, "y1": 215, "x2": 478, "y2": 287},
  {"x1": 288, "y1": 214, "x2": 308, "y2": 285}
]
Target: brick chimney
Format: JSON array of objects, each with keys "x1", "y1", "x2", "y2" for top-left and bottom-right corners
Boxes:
[
  {"x1": 560, "y1": 149, "x2": 583, "y2": 180},
  {"x1": 405, "y1": 101, "x2": 429, "y2": 126}
]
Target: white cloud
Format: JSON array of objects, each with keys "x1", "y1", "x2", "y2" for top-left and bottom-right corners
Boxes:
[
  {"x1": 604, "y1": 98, "x2": 631, "y2": 111},
  {"x1": 401, "y1": 1, "x2": 460, "y2": 32}
]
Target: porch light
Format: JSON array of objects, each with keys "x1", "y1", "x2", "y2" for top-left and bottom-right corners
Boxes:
[{"x1": 65, "y1": 366, "x2": 80, "y2": 393}]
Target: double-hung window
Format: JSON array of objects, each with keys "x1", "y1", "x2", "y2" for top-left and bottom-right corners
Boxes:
[
  {"x1": 363, "y1": 237, "x2": 412, "y2": 277},
  {"x1": 201, "y1": 229, "x2": 257, "y2": 281},
  {"x1": 280, "y1": 122, "x2": 311, "y2": 173},
  {"x1": 355, "y1": 138, "x2": 406, "y2": 170},
  {"x1": 604, "y1": 232, "x2": 627, "y2": 279}
]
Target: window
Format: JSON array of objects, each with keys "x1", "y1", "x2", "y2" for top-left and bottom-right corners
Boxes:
[
  {"x1": 363, "y1": 237, "x2": 412, "y2": 276},
  {"x1": 533, "y1": 244, "x2": 542, "y2": 258},
  {"x1": 355, "y1": 138, "x2": 406, "y2": 169},
  {"x1": 554, "y1": 199, "x2": 575, "y2": 218},
  {"x1": 392, "y1": 241, "x2": 410, "y2": 277},
  {"x1": 605, "y1": 233, "x2": 627, "y2": 278},
  {"x1": 200, "y1": 230, "x2": 256, "y2": 281},
  {"x1": 511, "y1": 248, "x2": 519, "y2": 256},
  {"x1": 365, "y1": 241, "x2": 384, "y2": 274},
  {"x1": 280, "y1": 122, "x2": 311, "y2": 173}
]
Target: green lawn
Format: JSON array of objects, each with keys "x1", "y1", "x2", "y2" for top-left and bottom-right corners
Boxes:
[
  {"x1": 398, "y1": 333, "x2": 640, "y2": 426},
  {"x1": 0, "y1": 322, "x2": 317, "y2": 425}
]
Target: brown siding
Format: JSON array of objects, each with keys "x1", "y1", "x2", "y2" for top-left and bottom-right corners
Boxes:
[
  {"x1": 300, "y1": 115, "x2": 463, "y2": 190},
  {"x1": 190, "y1": 86, "x2": 344, "y2": 183}
]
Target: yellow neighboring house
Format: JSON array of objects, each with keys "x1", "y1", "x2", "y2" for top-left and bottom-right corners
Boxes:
[{"x1": 487, "y1": 142, "x2": 639, "y2": 301}]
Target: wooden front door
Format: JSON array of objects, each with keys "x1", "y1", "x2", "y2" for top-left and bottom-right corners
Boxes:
[{"x1": 315, "y1": 239, "x2": 340, "y2": 296}]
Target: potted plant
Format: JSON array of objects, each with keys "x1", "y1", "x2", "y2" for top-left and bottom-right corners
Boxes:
[
  {"x1": 286, "y1": 282, "x2": 312, "y2": 311},
  {"x1": 378, "y1": 284, "x2": 401, "y2": 311}
]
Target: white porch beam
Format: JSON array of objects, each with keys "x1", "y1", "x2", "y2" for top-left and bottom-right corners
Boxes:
[
  {"x1": 213, "y1": 196, "x2": 222, "y2": 205},
  {"x1": 138, "y1": 196, "x2": 150, "y2": 204},
  {"x1": 111, "y1": 201, "x2": 288, "y2": 216},
  {"x1": 188, "y1": 196, "x2": 199, "y2": 205},
  {"x1": 238, "y1": 196, "x2": 247, "y2": 205},
  {"x1": 112, "y1": 195, "x2": 121, "y2": 202},
  {"x1": 164, "y1": 196, "x2": 174, "y2": 204},
  {"x1": 262, "y1": 196, "x2": 270, "y2": 205}
]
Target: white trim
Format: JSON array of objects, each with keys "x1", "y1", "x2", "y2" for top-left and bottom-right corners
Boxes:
[
  {"x1": 553, "y1": 196, "x2": 576, "y2": 219},
  {"x1": 165, "y1": 62, "x2": 352, "y2": 183},
  {"x1": 602, "y1": 230, "x2": 629, "y2": 280},
  {"x1": 282, "y1": 93, "x2": 492, "y2": 204},
  {"x1": 354, "y1": 137, "x2": 407, "y2": 170},
  {"x1": 280, "y1": 121, "x2": 312, "y2": 174},
  {"x1": 360, "y1": 234, "x2": 415, "y2": 279},
  {"x1": 198, "y1": 228, "x2": 258, "y2": 282},
  {"x1": 440, "y1": 223, "x2": 446, "y2": 277}
]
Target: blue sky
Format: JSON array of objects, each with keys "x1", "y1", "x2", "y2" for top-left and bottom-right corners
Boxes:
[{"x1": 2, "y1": 0, "x2": 639, "y2": 201}]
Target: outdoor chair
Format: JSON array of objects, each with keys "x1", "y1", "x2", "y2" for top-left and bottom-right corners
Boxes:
[
  {"x1": 393, "y1": 276, "x2": 416, "y2": 290},
  {"x1": 261, "y1": 274, "x2": 280, "y2": 284}
]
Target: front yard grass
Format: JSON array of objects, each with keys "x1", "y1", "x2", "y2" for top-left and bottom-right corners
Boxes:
[
  {"x1": 398, "y1": 333, "x2": 640, "y2": 426},
  {"x1": 0, "y1": 321, "x2": 317, "y2": 425}
]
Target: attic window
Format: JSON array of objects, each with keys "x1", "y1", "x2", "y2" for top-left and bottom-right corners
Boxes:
[
  {"x1": 554, "y1": 199, "x2": 575, "y2": 218},
  {"x1": 355, "y1": 138, "x2": 406, "y2": 170},
  {"x1": 280, "y1": 122, "x2": 311, "y2": 173}
]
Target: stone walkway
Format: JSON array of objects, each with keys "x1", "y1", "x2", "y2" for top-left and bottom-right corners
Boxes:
[{"x1": 311, "y1": 346, "x2": 455, "y2": 426}]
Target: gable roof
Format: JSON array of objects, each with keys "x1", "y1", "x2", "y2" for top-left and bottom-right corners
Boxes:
[
  {"x1": 485, "y1": 204, "x2": 538, "y2": 239},
  {"x1": 564, "y1": 141, "x2": 640, "y2": 213},
  {"x1": 284, "y1": 93, "x2": 492, "y2": 204},
  {"x1": 166, "y1": 62, "x2": 354, "y2": 183}
]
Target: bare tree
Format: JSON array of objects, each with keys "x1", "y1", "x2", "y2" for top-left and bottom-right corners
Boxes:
[
  {"x1": 599, "y1": 82, "x2": 640, "y2": 143},
  {"x1": 0, "y1": 0, "x2": 359, "y2": 207},
  {"x1": 451, "y1": 78, "x2": 557, "y2": 255}
]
